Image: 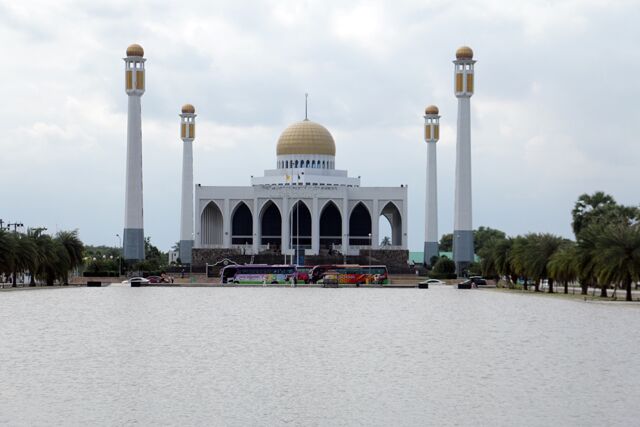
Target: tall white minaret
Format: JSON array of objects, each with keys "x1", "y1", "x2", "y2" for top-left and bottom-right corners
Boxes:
[
  {"x1": 179, "y1": 104, "x2": 196, "y2": 264},
  {"x1": 123, "y1": 44, "x2": 146, "y2": 261},
  {"x1": 453, "y1": 46, "x2": 475, "y2": 275},
  {"x1": 423, "y1": 105, "x2": 440, "y2": 267}
]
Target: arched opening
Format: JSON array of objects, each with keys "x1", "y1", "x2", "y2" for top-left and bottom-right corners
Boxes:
[
  {"x1": 260, "y1": 201, "x2": 281, "y2": 249},
  {"x1": 306, "y1": 160, "x2": 310, "y2": 168},
  {"x1": 201, "y1": 202, "x2": 223, "y2": 246},
  {"x1": 312, "y1": 160, "x2": 316, "y2": 168},
  {"x1": 380, "y1": 202, "x2": 402, "y2": 246},
  {"x1": 320, "y1": 201, "x2": 342, "y2": 249},
  {"x1": 322, "y1": 161, "x2": 326, "y2": 168},
  {"x1": 231, "y1": 202, "x2": 253, "y2": 245},
  {"x1": 349, "y1": 202, "x2": 372, "y2": 245},
  {"x1": 290, "y1": 201, "x2": 312, "y2": 249}
]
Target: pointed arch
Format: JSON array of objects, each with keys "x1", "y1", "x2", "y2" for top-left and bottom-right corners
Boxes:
[
  {"x1": 259, "y1": 200, "x2": 281, "y2": 247},
  {"x1": 231, "y1": 201, "x2": 253, "y2": 245},
  {"x1": 320, "y1": 200, "x2": 342, "y2": 248},
  {"x1": 380, "y1": 202, "x2": 402, "y2": 246},
  {"x1": 349, "y1": 202, "x2": 372, "y2": 245},
  {"x1": 201, "y1": 201, "x2": 223, "y2": 245},
  {"x1": 290, "y1": 200, "x2": 312, "y2": 248}
]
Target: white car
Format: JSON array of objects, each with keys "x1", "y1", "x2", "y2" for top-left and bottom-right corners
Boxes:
[
  {"x1": 123, "y1": 277, "x2": 150, "y2": 285},
  {"x1": 419, "y1": 278, "x2": 446, "y2": 286}
]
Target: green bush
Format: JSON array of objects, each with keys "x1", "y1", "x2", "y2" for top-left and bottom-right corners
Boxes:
[{"x1": 433, "y1": 257, "x2": 456, "y2": 274}]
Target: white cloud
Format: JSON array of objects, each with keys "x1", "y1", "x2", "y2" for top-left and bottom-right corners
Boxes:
[{"x1": 0, "y1": 0, "x2": 638, "y2": 250}]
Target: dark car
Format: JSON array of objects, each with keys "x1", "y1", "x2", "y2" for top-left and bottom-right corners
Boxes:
[{"x1": 469, "y1": 276, "x2": 487, "y2": 286}]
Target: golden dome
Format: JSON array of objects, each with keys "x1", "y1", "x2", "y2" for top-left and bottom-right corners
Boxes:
[
  {"x1": 181, "y1": 104, "x2": 195, "y2": 114},
  {"x1": 126, "y1": 44, "x2": 144, "y2": 57},
  {"x1": 456, "y1": 46, "x2": 473, "y2": 60},
  {"x1": 276, "y1": 120, "x2": 336, "y2": 156},
  {"x1": 425, "y1": 105, "x2": 439, "y2": 115}
]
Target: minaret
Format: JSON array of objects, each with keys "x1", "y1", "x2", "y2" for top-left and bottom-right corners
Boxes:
[
  {"x1": 453, "y1": 46, "x2": 475, "y2": 275},
  {"x1": 123, "y1": 44, "x2": 146, "y2": 261},
  {"x1": 179, "y1": 104, "x2": 196, "y2": 264},
  {"x1": 423, "y1": 105, "x2": 440, "y2": 267}
]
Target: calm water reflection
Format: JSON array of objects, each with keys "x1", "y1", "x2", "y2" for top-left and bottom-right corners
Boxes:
[{"x1": 0, "y1": 286, "x2": 638, "y2": 426}]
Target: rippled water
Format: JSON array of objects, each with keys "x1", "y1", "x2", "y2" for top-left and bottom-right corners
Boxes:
[{"x1": 1, "y1": 286, "x2": 639, "y2": 426}]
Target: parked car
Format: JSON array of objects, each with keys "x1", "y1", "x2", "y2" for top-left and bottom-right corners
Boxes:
[
  {"x1": 127, "y1": 277, "x2": 150, "y2": 287},
  {"x1": 419, "y1": 278, "x2": 446, "y2": 286},
  {"x1": 469, "y1": 276, "x2": 487, "y2": 286}
]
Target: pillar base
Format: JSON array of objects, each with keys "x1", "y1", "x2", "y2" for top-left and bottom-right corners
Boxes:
[
  {"x1": 179, "y1": 240, "x2": 194, "y2": 264},
  {"x1": 453, "y1": 229, "x2": 474, "y2": 276},
  {"x1": 123, "y1": 228, "x2": 145, "y2": 261},
  {"x1": 423, "y1": 241, "x2": 439, "y2": 267}
]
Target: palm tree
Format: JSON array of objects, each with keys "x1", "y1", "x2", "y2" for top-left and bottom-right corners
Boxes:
[
  {"x1": 55, "y1": 230, "x2": 84, "y2": 284},
  {"x1": 576, "y1": 225, "x2": 603, "y2": 296},
  {"x1": 593, "y1": 223, "x2": 640, "y2": 302},
  {"x1": 509, "y1": 236, "x2": 532, "y2": 290},
  {"x1": 493, "y1": 238, "x2": 515, "y2": 286},
  {"x1": 548, "y1": 243, "x2": 578, "y2": 294},
  {"x1": 571, "y1": 191, "x2": 616, "y2": 236}
]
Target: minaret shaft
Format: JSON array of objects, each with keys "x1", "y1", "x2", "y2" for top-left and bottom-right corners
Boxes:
[
  {"x1": 123, "y1": 93, "x2": 144, "y2": 260},
  {"x1": 424, "y1": 142, "x2": 438, "y2": 264},
  {"x1": 453, "y1": 97, "x2": 473, "y2": 263},
  {"x1": 179, "y1": 139, "x2": 194, "y2": 263}
]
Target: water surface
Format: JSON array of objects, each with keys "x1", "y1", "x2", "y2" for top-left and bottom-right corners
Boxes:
[{"x1": 1, "y1": 286, "x2": 638, "y2": 426}]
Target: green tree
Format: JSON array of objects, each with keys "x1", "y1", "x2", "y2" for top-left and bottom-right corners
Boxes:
[
  {"x1": 525, "y1": 234, "x2": 567, "y2": 293},
  {"x1": 493, "y1": 238, "x2": 515, "y2": 286},
  {"x1": 380, "y1": 236, "x2": 391, "y2": 246},
  {"x1": 548, "y1": 243, "x2": 579, "y2": 294},
  {"x1": 571, "y1": 192, "x2": 639, "y2": 238},
  {"x1": 509, "y1": 236, "x2": 532, "y2": 290},
  {"x1": 439, "y1": 234, "x2": 453, "y2": 251},
  {"x1": 593, "y1": 223, "x2": 640, "y2": 301},
  {"x1": 474, "y1": 226, "x2": 507, "y2": 253},
  {"x1": 433, "y1": 257, "x2": 456, "y2": 274},
  {"x1": 55, "y1": 230, "x2": 84, "y2": 284}
]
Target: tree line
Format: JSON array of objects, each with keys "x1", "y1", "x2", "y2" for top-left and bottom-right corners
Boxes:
[
  {"x1": 477, "y1": 192, "x2": 640, "y2": 301},
  {"x1": 0, "y1": 229, "x2": 84, "y2": 286}
]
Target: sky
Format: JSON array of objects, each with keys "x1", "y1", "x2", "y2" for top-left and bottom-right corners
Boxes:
[{"x1": 1, "y1": 0, "x2": 639, "y2": 252}]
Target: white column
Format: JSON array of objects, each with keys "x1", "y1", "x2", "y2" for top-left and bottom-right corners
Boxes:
[
  {"x1": 342, "y1": 197, "x2": 349, "y2": 255},
  {"x1": 311, "y1": 197, "x2": 319, "y2": 255},
  {"x1": 123, "y1": 94, "x2": 144, "y2": 261},
  {"x1": 223, "y1": 198, "x2": 231, "y2": 247},
  {"x1": 281, "y1": 197, "x2": 289, "y2": 254},
  {"x1": 179, "y1": 139, "x2": 194, "y2": 263},
  {"x1": 424, "y1": 141, "x2": 438, "y2": 264},
  {"x1": 372, "y1": 199, "x2": 379, "y2": 249},
  {"x1": 453, "y1": 96, "x2": 474, "y2": 269},
  {"x1": 252, "y1": 198, "x2": 259, "y2": 254}
]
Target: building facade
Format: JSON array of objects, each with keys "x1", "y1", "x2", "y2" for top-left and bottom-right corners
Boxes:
[{"x1": 194, "y1": 119, "x2": 408, "y2": 257}]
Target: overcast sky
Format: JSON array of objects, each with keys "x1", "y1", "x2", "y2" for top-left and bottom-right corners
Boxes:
[{"x1": 1, "y1": 0, "x2": 639, "y2": 251}]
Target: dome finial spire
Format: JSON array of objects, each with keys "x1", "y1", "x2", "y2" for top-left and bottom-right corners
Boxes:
[{"x1": 304, "y1": 93, "x2": 309, "y2": 121}]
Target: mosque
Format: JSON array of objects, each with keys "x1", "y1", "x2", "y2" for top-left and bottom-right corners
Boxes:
[
  {"x1": 193, "y1": 115, "x2": 408, "y2": 262},
  {"x1": 121, "y1": 43, "x2": 475, "y2": 273}
]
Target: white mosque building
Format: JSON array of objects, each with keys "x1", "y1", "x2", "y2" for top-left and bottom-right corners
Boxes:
[
  {"x1": 121, "y1": 43, "x2": 476, "y2": 270},
  {"x1": 192, "y1": 116, "x2": 408, "y2": 259}
]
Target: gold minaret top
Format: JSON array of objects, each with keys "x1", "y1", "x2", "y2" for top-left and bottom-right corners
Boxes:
[
  {"x1": 455, "y1": 46, "x2": 473, "y2": 60},
  {"x1": 126, "y1": 44, "x2": 144, "y2": 57}
]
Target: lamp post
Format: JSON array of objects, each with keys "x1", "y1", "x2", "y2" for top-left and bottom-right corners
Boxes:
[
  {"x1": 368, "y1": 232, "x2": 372, "y2": 277},
  {"x1": 8, "y1": 222, "x2": 24, "y2": 287},
  {"x1": 115, "y1": 234, "x2": 122, "y2": 277}
]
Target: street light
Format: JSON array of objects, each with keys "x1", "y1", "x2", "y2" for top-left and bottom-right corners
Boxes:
[
  {"x1": 115, "y1": 234, "x2": 122, "y2": 277},
  {"x1": 368, "y1": 232, "x2": 372, "y2": 280}
]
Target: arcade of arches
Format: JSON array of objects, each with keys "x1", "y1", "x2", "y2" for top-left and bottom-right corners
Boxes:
[{"x1": 199, "y1": 199, "x2": 404, "y2": 253}]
